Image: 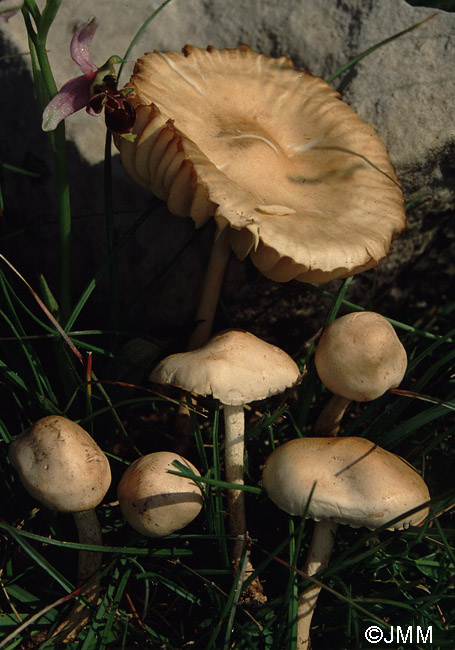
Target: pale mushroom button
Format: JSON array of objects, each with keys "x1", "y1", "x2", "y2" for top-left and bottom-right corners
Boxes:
[
  {"x1": 314, "y1": 311, "x2": 408, "y2": 436},
  {"x1": 117, "y1": 451, "x2": 203, "y2": 538}
]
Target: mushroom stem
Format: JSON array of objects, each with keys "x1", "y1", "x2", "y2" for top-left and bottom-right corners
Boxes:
[
  {"x1": 187, "y1": 226, "x2": 231, "y2": 351},
  {"x1": 55, "y1": 509, "x2": 103, "y2": 641},
  {"x1": 313, "y1": 394, "x2": 351, "y2": 437},
  {"x1": 223, "y1": 404, "x2": 247, "y2": 563},
  {"x1": 176, "y1": 227, "x2": 231, "y2": 455},
  {"x1": 73, "y1": 509, "x2": 103, "y2": 592},
  {"x1": 175, "y1": 227, "x2": 231, "y2": 453},
  {"x1": 297, "y1": 520, "x2": 338, "y2": 650},
  {"x1": 223, "y1": 403, "x2": 266, "y2": 603}
]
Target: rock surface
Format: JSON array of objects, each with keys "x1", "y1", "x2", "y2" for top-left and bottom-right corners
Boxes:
[{"x1": 1, "y1": 0, "x2": 454, "y2": 349}]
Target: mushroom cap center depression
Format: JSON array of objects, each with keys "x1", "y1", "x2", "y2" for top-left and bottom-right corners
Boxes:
[{"x1": 168, "y1": 105, "x2": 367, "y2": 218}]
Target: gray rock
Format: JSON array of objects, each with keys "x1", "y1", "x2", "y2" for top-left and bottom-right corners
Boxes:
[{"x1": 1, "y1": 0, "x2": 454, "y2": 345}]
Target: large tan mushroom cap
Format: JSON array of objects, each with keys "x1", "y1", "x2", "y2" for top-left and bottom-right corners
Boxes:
[
  {"x1": 262, "y1": 437, "x2": 430, "y2": 530},
  {"x1": 117, "y1": 452, "x2": 203, "y2": 537},
  {"x1": 315, "y1": 311, "x2": 407, "y2": 402},
  {"x1": 117, "y1": 44, "x2": 406, "y2": 283},
  {"x1": 8, "y1": 416, "x2": 111, "y2": 513},
  {"x1": 149, "y1": 329, "x2": 300, "y2": 406}
]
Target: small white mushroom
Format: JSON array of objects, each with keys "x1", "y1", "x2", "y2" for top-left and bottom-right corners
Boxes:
[
  {"x1": 8, "y1": 415, "x2": 112, "y2": 640},
  {"x1": 149, "y1": 329, "x2": 300, "y2": 599},
  {"x1": 117, "y1": 451, "x2": 203, "y2": 537},
  {"x1": 262, "y1": 436, "x2": 430, "y2": 649},
  {"x1": 314, "y1": 311, "x2": 408, "y2": 436}
]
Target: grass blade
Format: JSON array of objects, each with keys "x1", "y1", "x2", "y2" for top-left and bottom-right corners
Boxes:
[{"x1": 327, "y1": 13, "x2": 438, "y2": 83}]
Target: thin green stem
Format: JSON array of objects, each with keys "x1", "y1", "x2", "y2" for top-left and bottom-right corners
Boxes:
[
  {"x1": 327, "y1": 13, "x2": 438, "y2": 84},
  {"x1": 305, "y1": 284, "x2": 451, "y2": 342},
  {"x1": 104, "y1": 132, "x2": 120, "y2": 338},
  {"x1": 39, "y1": 0, "x2": 62, "y2": 42},
  {"x1": 65, "y1": 208, "x2": 152, "y2": 331},
  {"x1": 23, "y1": 1, "x2": 72, "y2": 321},
  {"x1": 23, "y1": 0, "x2": 40, "y2": 26},
  {"x1": 0, "y1": 162, "x2": 40, "y2": 177},
  {"x1": 118, "y1": 0, "x2": 175, "y2": 81}
]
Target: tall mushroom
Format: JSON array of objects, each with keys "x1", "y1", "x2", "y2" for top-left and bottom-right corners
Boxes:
[
  {"x1": 8, "y1": 415, "x2": 112, "y2": 639},
  {"x1": 116, "y1": 45, "x2": 406, "y2": 349},
  {"x1": 149, "y1": 329, "x2": 300, "y2": 595},
  {"x1": 314, "y1": 311, "x2": 408, "y2": 436},
  {"x1": 262, "y1": 436, "x2": 430, "y2": 649},
  {"x1": 117, "y1": 451, "x2": 203, "y2": 537}
]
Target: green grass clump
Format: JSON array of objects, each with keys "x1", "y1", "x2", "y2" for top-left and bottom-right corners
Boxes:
[{"x1": 0, "y1": 2, "x2": 454, "y2": 649}]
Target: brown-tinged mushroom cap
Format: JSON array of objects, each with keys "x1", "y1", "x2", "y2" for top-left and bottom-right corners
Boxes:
[
  {"x1": 262, "y1": 437, "x2": 430, "y2": 530},
  {"x1": 315, "y1": 311, "x2": 407, "y2": 402},
  {"x1": 8, "y1": 415, "x2": 111, "y2": 513},
  {"x1": 117, "y1": 44, "x2": 406, "y2": 283},
  {"x1": 117, "y1": 452, "x2": 203, "y2": 537},
  {"x1": 149, "y1": 329, "x2": 300, "y2": 405}
]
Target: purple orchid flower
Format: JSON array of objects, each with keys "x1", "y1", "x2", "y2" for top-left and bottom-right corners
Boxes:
[
  {"x1": 42, "y1": 16, "x2": 135, "y2": 135},
  {"x1": 0, "y1": 0, "x2": 23, "y2": 22}
]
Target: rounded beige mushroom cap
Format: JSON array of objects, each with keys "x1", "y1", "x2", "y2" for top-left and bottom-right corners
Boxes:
[
  {"x1": 315, "y1": 311, "x2": 407, "y2": 402},
  {"x1": 149, "y1": 329, "x2": 300, "y2": 406},
  {"x1": 116, "y1": 44, "x2": 405, "y2": 283},
  {"x1": 117, "y1": 452, "x2": 203, "y2": 537},
  {"x1": 8, "y1": 416, "x2": 111, "y2": 513},
  {"x1": 262, "y1": 437, "x2": 430, "y2": 530}
]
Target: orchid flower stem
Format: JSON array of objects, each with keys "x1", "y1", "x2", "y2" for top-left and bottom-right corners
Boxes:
[
  {"x1": 104, "y1": 131, "x2": 120, "y2": 340},
  {"x1": 39, "y1": 0, "x2": 62, "y2": 41},
  {"x1": 23, "y1": 0, "x2": 72, "y2": 321},
  {"x1": 23, "y1": 0, "x2": 40, "y2": 26}
]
